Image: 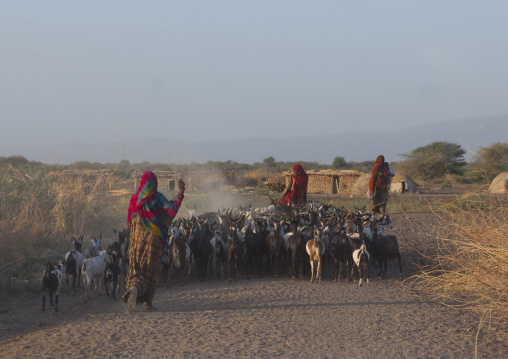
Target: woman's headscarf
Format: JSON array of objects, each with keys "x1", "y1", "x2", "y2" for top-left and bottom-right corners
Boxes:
[
  {"x1": 369, "y1": 155, "x2": 385, "y2": 191},
  {"x1": 127, "y1": 171, "x2": 173, "y2": 239}
]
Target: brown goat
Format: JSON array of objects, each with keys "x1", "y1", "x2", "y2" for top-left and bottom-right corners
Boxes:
[{"x1": 306, "y1": 227, "x2": 325, "y2": 283}]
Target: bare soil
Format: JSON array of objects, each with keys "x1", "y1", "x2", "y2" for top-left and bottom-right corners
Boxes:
[{"x1": 1, "y1": 213, "x2": 507, "y2": 359}]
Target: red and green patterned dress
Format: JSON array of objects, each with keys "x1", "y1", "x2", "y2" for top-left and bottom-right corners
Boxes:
[
  {"x1": 124, "y1": 171, "x2": 184, "y2": 306},
  {"x1": 369, "y1": 155, "x2": 392, "y2": 213}
]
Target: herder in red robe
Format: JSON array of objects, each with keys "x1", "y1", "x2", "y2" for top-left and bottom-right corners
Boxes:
[
  {"x1": 367, "y1": 155, "x2": 395, "y2": 215},
  {"x1": 278, "y1": 163, "x2": 308, "y2": 206}
]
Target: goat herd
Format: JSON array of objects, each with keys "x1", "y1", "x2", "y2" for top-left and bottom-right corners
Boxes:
[{"x1": 41, "y1": 202, "x2": 404, "y2": 313}]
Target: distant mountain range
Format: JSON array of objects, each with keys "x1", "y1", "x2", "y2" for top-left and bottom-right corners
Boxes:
[{"x1": 2, "y1": 116, "x2": 507, "y2": 165}]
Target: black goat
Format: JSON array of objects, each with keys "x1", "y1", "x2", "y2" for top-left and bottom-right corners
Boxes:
[
  {"x1": 329, "y1": 231, "x2": 351, "y2": 283},
  {"x1": 189, "y1": 222, "x2": 212, "y2": 282},
  {"x1": 286, "y1": 217, "x2": 306, "y2": 281},
  {"x1": 243, "y1": 225, "x2": 264, "y2": 279},
  {"x1": 113, "y1": 228, "x2": 130, "y2": 274},
  {"x1": 103, "y1": 260, "x2": 121, "y2": 300},
  {"x1": 64, "y1": 235, "x2": 84, "y2": 293},
  {"x1": 42, "y1": 262, "x2": 63, "y2": 312},
  {"x1": 368, "y1": 215, "x2": 403, "y2": 280},
  {"x1": 227, "y1": 225, "x2": 243, "y2": 283}
]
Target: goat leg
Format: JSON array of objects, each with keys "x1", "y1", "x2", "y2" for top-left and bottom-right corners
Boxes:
[
  {"x1": 290, "y1": 253, "x2": 296, "y2": 282},
  {"x1": 179, "y1": 267, "x2": 184, "y2": 286},
  {"x1": 365, "y1": 263, "x2": 370, "y2": 286},
  {"x1": 104, "y1": 279, "x2": 110, "y2": 298},
  {"x1": 112, "y1": 280, "x2": 117, "y2": 300},
  {"x1": 350, "y1": 264, "x2": 356, "y2": 284},
  {"x1": 167, "y1": 259, "x2": 172, "y2": 286},
  {"x1": 317, "y1": 259, "x2": 322, "y2": 283}
]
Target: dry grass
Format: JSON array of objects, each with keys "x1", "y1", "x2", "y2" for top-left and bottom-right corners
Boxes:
[
  {"x1": 235, "y1": 169, "x2": 273, "y2": 187},
  {"x1": 403, "y1": 192, "x2": 508, "y2": 341},
  {"x1": 0, "y1": 168, "x2": 129, "y2": 305}
]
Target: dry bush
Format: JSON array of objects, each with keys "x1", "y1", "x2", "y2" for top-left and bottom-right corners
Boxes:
[
  {"x1": 0, "y1": 168, "x2": 127, "y2": 272},
  {"x1": 403, "y1": 193, "x2": 508, "y2": 340},
  {"x1": 236, "y1": 169, "x2": 273, "y2": 187}
]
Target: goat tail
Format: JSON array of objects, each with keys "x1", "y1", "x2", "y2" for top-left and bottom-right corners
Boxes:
[
  {"x1": 359, "y1": 243, "x2": 370, "y2": 261},
  {"x1": 82, "y1": 259, "x2": 87, "y2": 272}
]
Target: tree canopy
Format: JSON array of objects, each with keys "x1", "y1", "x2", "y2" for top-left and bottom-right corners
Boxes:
[
  {"x1": 332, "y1": 156, "x2": 348, "y2": 170},
  {"x1": 471, "y1": 141, "x2": 508, "y2": 179},
  {"x1": 398, "y1": 141, "x2": 466, "y2": 181}
]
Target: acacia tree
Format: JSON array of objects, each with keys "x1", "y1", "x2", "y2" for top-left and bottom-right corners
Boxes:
[
  {"x1": 398, "y1": 141, "x2": 466, "y2": 181},
  {"x1": 471, "y1": 142, "x2": 508, "y2": 179},
  {"x1": 332, "y1": 156, "x2": 348, "y2": 170},
  {"x1": 263, "y1": 156, "x2": 276, "y2": 167}
]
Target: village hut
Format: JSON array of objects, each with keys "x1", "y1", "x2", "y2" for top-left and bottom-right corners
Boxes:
[
  {"x1": 336, "y1": 170, "x2": 364, "y2": 195},
  {"x1": 186, "y1": 170, "x2": 235, "y2": 192},
  {"x1": 154, "y1": 171, "x2": 179, "y2": 191},
  {"x1": 390, "y1": 172, "x2": 417, "y2": 194},
  {"x1": 131, "y1": 171, "x2": 180, "y2": 191},
  {"x1": 350, "y1": 173, "x2": 371, "y2": 197},
  {"x1": 490, "y1": 171, "x2": 508, "y2": 194},
  {"x1": 282, "y1": 170, "x2": 363, "y2": 196}
]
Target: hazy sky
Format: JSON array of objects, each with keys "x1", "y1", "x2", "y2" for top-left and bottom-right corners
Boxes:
[{"x1": 1, "y1": 1, "x2": 508, "y2": 148}]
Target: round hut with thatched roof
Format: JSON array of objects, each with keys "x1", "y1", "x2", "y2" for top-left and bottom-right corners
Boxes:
[
  {"x1": 390, "y1": 172, "x2": 417, "y2": 194},
  {"x1": 350, "y1": 173, "x2": 371, "y2": 197},
  {"x1": 350, "y1": 171, "x2": 417, "y2": 197},
  {"x1": 490, "y1": 171, "x2": 508, "y2": 194}
]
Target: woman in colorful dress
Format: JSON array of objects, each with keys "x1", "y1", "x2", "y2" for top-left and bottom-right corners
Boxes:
[
  {"x1": 367, "y1": 155, "x2": 395, "y2": 215},
  {"x1": 278, "y1": 163, "x2": 308, "y2": 206},
  {"x1": 122, "y1": 171, "x2": 185, "y2": 311}
]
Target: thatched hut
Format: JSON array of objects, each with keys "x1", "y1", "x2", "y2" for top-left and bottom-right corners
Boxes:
[
  {"x1": 350, "y1": 171, "x2": 417, "y2": 197},
  {"x1": 282, "y1": 170, "x2": 363, "y2": 195},
  {"x1": 490, "y1": 171, "x2": 508, "y2": 194},
  {"x1": 350, "y1": 173, "x2": 371, "y2": 197},
  {"x1": 390, "y1": 172, "x2": 417, "y2": 194}
]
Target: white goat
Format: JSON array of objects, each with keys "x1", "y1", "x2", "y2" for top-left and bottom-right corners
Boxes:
[
  {"x1": 82, "y1": 250, "x2": 108, "y2": 301},
  {"x1": 84, "y1": 235, "x2": 103, "y2": 259},
  {"x1": 210, "y1": 230, "x2": 226, "y2": 278},
  {"x1": 362, "y1": 214, "x2": 393, "y2": 241},
  {"x1": 351, "y1": 243, "x2": 370, "y2": 287}
]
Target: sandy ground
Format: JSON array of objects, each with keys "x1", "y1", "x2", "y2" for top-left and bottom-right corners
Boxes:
[{"x1": 1, "y1": 214, "x2": 507, "y2": 359}]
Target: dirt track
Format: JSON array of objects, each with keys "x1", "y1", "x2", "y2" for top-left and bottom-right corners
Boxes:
[{"x1": 1, "y1": 214, "x2": 507, "y2": 358}]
